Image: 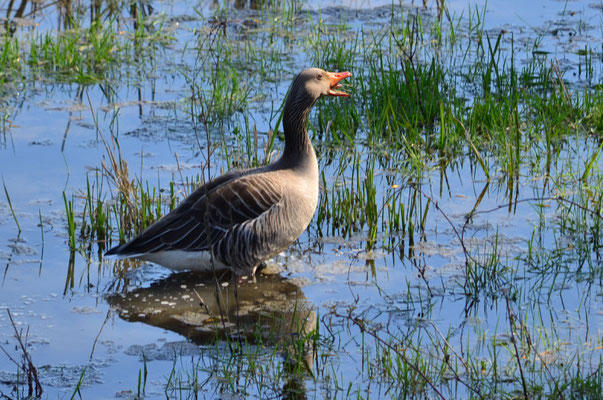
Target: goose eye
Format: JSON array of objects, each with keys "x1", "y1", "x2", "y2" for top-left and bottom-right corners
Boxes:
[{"x1": 317, "y1": 73, "x2": 323, "y2": 80}]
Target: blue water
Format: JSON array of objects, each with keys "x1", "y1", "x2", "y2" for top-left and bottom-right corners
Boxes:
[{"x1": 0, "y1": 0, "x2": 601, "y2": 398}]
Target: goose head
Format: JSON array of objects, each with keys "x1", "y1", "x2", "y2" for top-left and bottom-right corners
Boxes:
[
  {"x1": 289, "y1": 68, "x2": 352, "y2": 105},
  {"x1": 281, "y1": 67, "x2": 352, "y2": 157}
]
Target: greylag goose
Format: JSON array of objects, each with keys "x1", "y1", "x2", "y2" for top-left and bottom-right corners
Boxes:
[{"x1": 105, "y1": 68, "x2": 352, "y2": 275}]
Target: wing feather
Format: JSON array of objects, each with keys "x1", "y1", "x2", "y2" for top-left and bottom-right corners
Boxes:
[{"x1": 106, "y1": 169, "x2": 284, "y2": 258}]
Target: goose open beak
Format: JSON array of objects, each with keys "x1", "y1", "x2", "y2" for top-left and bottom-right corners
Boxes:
[{"x1": 326, "y1": 71, "x2": 352, "y2": 97}]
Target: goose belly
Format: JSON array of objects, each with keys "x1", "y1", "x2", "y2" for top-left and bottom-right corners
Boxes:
[
  {"x1": 141, "y1": 250, "x2": 229, "y2": 272},
  {"x1": 259, "y1": 190, "x2": 318, "y2": 257}
]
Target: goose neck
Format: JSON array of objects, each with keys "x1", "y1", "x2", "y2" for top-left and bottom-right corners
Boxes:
[{"x1": 283, "y1": 94, "x2": 317, "y2": 157}]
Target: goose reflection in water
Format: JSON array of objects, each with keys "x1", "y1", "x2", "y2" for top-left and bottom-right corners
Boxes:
[{"x1": 106, "y1": 271, "x2": 315, "y2": 399}]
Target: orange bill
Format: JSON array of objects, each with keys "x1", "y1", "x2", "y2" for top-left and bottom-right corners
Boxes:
[{"x1": 326, "y1": 71, "x2": 352, "y2": 97}]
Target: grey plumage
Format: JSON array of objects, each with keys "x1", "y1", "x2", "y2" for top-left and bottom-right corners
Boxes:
[{"x1": 105, "y1": 68, "x2": 351, "y2": 274}]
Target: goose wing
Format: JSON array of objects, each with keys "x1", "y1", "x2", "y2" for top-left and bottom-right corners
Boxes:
[{"x1": 106, "y1": 170, "x2": 283, "y2": 256}]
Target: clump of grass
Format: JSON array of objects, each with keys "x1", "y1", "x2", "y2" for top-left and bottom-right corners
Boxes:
[
  {"x1": 0, "y1": 36, "x2": 22, "y2": 85},
  {"x1": 81, "y1": 141, "x2": 183, "y2": 251},
  {"x1": 162, "y1": 316, "x2": 317, "y2": 399},
  {"x1": 28, "y1": 20, "x2": 129, "y2": 84},
  {"x1": 307, "y1": 13, "x2": 358, "y2": 72},
  {"x1": 63, "y1": 191, "x2": 76, "y2": 250},
  {"x1": 1, "y1": 4, "x2": 172, "y2": 87},
  {"x1": 360, "y1": 22, "x2": 453, "y2": 147},
  {"x1": 81, "y1": 172, "x2": 109, "y2": 252},
  {"x1": 184, "y1": 21, "x2": 252, "y2": 125}
]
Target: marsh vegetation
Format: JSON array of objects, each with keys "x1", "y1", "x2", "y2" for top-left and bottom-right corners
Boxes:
[{"x1": 0, "y1": 0, "x2": 601, "y2": 398}]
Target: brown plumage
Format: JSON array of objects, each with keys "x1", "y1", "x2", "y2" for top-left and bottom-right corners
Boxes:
[{"x1": 104, "y1": 68, "x2": 352, "y2": 275}]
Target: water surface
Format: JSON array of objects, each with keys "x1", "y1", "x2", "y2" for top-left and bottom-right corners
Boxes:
[{"x1": 0, "y1": 0, "x2": 601, "y2": 398}]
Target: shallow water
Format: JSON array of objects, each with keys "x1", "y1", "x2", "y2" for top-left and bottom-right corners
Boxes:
[{"x1": 0, "y1": 0, "x2": 601, "y2": 398}]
